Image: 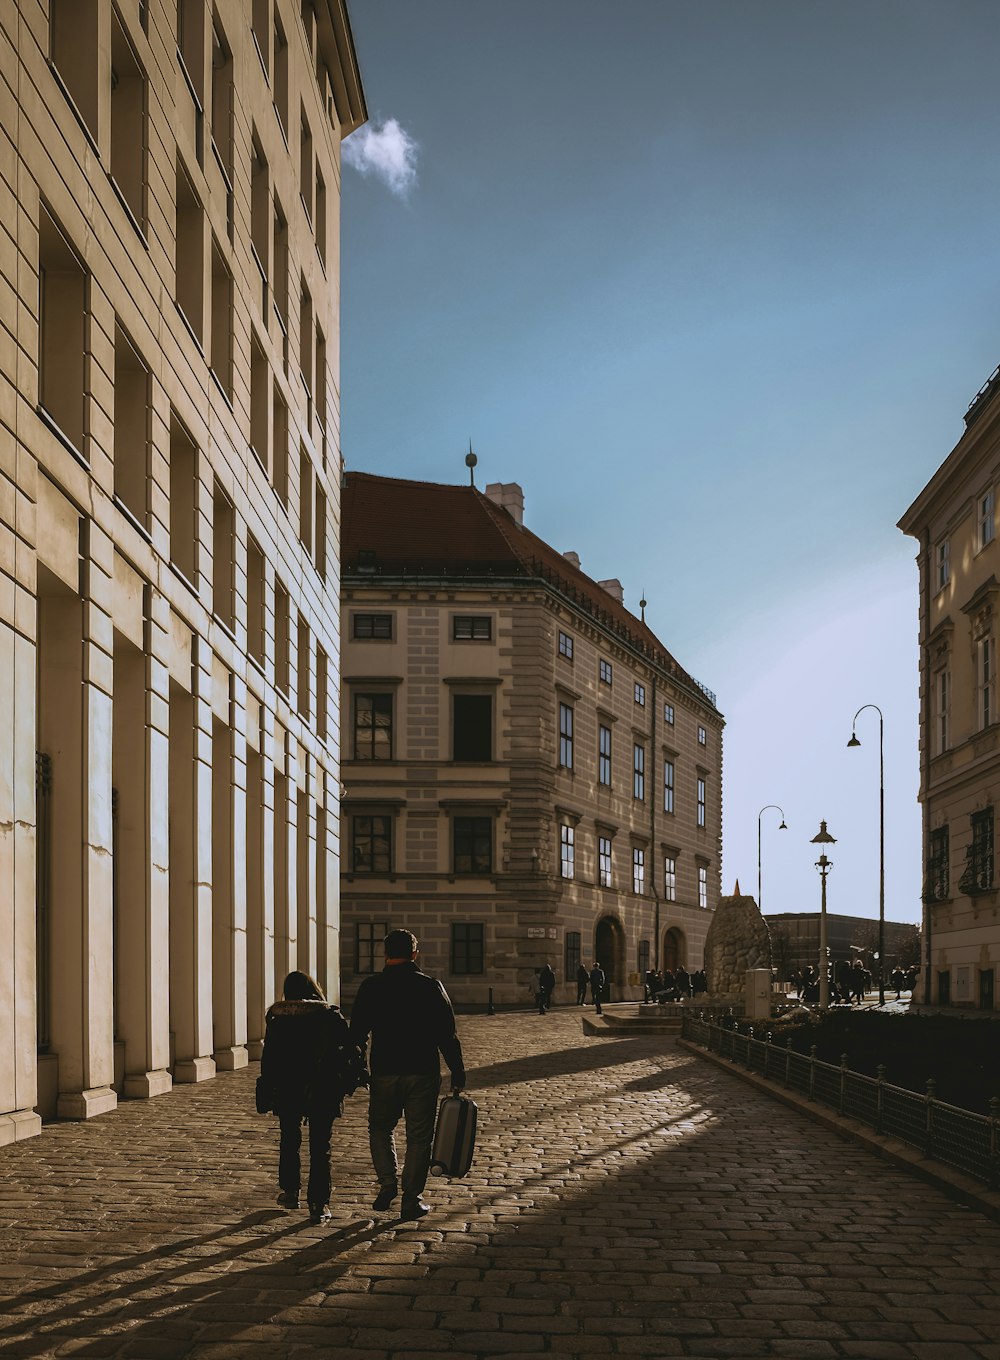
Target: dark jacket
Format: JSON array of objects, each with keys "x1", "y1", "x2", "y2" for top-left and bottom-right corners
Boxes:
[
  {"x1": 538, "y1": 965, "x2": 556, "y2": 995},
  {"x1": 260, "y1": 999, "x2": 362, "y2": 1116},
  {"x1": 590, "y1": 966, "x2": 605, "y2": 992},
  {"x1": 349, "y1": 961, "x2": 465, "y2": 1079}
]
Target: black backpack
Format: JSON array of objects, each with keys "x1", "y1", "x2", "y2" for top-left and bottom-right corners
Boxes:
[{"x1": 303, "y1": 1010, "x2": 368, "y2": 1107}]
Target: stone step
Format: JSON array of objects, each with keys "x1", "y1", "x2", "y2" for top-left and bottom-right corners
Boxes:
[{"x1": 582, "y1": 1011, "x2": 683, "y2": 1037}]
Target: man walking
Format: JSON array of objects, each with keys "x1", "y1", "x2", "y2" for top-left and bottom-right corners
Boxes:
[
  {"x1": 575, "y1": 962, "x2": 589, "y2": 1005},
  {"x1": 589, "y1": 961, "x2": 606, "y2": 1015},
  {"x1": 537, "y1": 961, "x2": 556, "y2": 1013},
  {"x1": 349, "y1": 929, "x2": 466, "y2": 1221}
]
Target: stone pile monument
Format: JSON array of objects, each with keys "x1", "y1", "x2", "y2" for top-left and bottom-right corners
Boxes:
[{"x1": 703, "y1": 880, "x2": 772, "y2": 1007}]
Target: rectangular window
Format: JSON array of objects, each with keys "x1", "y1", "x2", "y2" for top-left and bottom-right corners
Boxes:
[
  {"x1": 315, "y1": 326, "x2": 327, "y2": 464},
  {"x1": 664, "y1": 703, "x2": 674, "y2": 725},
  {"x1": 961, "y1": 808, "x2": 994, "y2": 895},
  {"x1": 981, "y1": 489, "x2": 995, "y2": 549},
  {"x1": 316, "y1": 168, "x2": 327, "y2": 267},
  {"x1": 632, "y1": 847, "x2": 645, "y2": 895},
  {"x1": 316, "y1": 483, "x2": 327, "y2": 580},
  {"x1": 110, "y1": 9, "x2": 148, "y2": 231},
  {"x1": 979, "y1": 637, "x2": 993, "y2": 729},
  {"x1": 354, "y1": 693, "x2": 392, "y2": 761},
  {"x1": 633, "y1": 743, "x2": 645, "y2": 801},
  {"x1": 246, "y1": 535, "x2": 265, "y2": 665},
  {"x1": 299, "y1": 278, "x2": 313, "y2": 399},
  {"x1": 451, "y1": 923, "x2": 485, "y2": 975},
  {"x1": 560, "y1": 824, "x2": 575, "y2": 879},
  {"x1": 454, "y1": 816, "x2": 492, "y2": 874},
  {"x1": 273, "y1": 16, "x2": 288, "y2": 138},
  {"x1": 299, "y1": 446, "x2": 313, "y2": 556},
  {"x1": 634, "y1": 682, "x2": 645, "y2": 706},
  {"x1": 638, "y1": 939, "x2": 650, "y2": 977},
  {"x1": 664, "y1": 856, "x2": 677, "y2": 901},
  {"x1": 38, "y1": 206, "x2": 87, "y2": 452},
  {"x1": 664, "y1": 760, "x2": 675, "y2": 814},
  {"x1": 210, "y1": 237, "x2": 233, "y2": 397},
  {"x1": 175, "y1": 161, "x2": 205, "y2": 344},
  {"x1": 351, "y1": 815, "x2": 391, "y2": 874},
  {"x1": 212, "y1": 479, "x2": 235, "y2": 630},
  {"x1": 177, "y1": 0, "x2": 205, "y2": 103},
  {"x1": 300, "y1": 109, "x2": 314, "y2": 221},
  {"x1": 272, "y1": 381, "x2": 288, "y2": 503},
  {"x1": 250, "y1": 334, "x2": 269, "y2": 471},
  {"x1": 454, "y1": 615, "x2": 491, "y2": 640},
  {"x1": 316, "y1": 645, "x2": 328, "y2": 741},
  {"x1": 251, "y1": 0, "x2": 270, "y2": 73},
  {"x1": 453, "y1": 694, "x2": 492, "y2": 761},
  {"x1": 924, "y1": 826, "x2": 949, "y2": 903},
  {"x1": 169, "y1": 412, "x2": 198, "y2": 584},
  {"x1": 600, "y1": 658, "x2": 613, "y2": 685},
  {"x1": 274, "y1": 579, "x2": 290, "y2": 694},
  {"x1": 50, "y1": 0, "x2": 100, "y2": 139},
  {"x1": 565, "y1": 930, "x2": 581, "y2": 983},
  {"x1": 353, "y1": 613, "x2": 393, "y2": 640},
  {"x1": 598, "y1": 725, "x2": 612, "y2": 786},
  {"x1": 936, "y1": 670, "x2": 949, "y2": 755},
  {"x1": 937, "y1": 540, "x2": 950, "y2": 591},
  {"x1": 698, "y1": 865, "x2": 708, "y2": 909},
  {"x1": 210, "y1": 17, "x2": 233, "y2": 186},
  {"x1": 698, "y1": 726, "x2": 707, "y2": 746},
  {"x1": 273, "y1": 199, "x2": 289, "y2": 329},
  {"x1": 354, "y1": 921, "x2": 386, "y2": 975},
  {"x1": 559, "y1": 703, "x2": 574, "y2": 769},
  {"x1": 250, "y1": 136, "x2": 269, "y2": 312},
  {"x1": 296, "y1": 613, "x2": 310, "y2": 718},
  {"x1": 697, "y1": 777, "x2": 706, "y2": 827},
  {"x1": 113, "y1": 323, "x2": 150, "y2": 527},
  {"x1": 558, "y1": 631, "x2": 574, "y2": 659},
  {"x1": 598, "y1": 835, "x2": 612, "y2": 888}
]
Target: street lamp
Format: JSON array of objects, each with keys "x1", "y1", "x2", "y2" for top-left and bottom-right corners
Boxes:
[
  {"x1": 757, "y1": 804, "x2": 787, "y2": 913},
  {"x1": 811, "y1": 820, "x2": 837, "y2": 1009},
  {"x1": 848, "y1": 704, "x2": 885, "y2": 1006}
]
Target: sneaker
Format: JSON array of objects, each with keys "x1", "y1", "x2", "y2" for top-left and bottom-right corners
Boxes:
[
  {"x1": 276, "y1": 1190, "x2": 299, "y2": 1209},
  {"x1": 400, "y1": 1198, "x2": 430, "y2": 1221},
  {"x1": 372, "y1": 1186, "x2": 397, "y2": 1212},
  {"x1": 308, "y1": 1203, "x2": 332, "y2": 1224}
]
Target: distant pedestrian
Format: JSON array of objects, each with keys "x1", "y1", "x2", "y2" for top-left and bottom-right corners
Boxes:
[
  {"x1": 675, "y1": 965, "x2": 691, "y2": 1000},
  {"x1": 891, "y1": 966, "x2": 904, "y2": 1000},
  {"x1": 576, "y1": 963, "x2": 589, "y2": 1005},
  {"x1": 850, "y1": 961, "x2": 866, "y2": 1004},
  {"x1": 643, "y1": 969, "x2": 657, "y2": 1003},
  {"x1": 259, "y1": 971, "x2": 367, "y2": 1224},
  {"x1": 538, "y1": 962, "x2": 556, "y2": 1013},
  {"x1": 590, "y1": 962, "x2": 606, "y2": 1015}
]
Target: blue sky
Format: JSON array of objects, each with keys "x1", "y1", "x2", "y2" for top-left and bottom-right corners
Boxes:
[{"x1": 340, "y1": 1, "x2": 1000, "y2": 927}]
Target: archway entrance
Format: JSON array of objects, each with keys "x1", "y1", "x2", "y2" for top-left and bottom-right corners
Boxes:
[
  {"x1": 594, "y1": 915, "x2": 625, "y2": 999},
  {"x1": 662, "y1": 927, "x2": 685, "y2": 973}
]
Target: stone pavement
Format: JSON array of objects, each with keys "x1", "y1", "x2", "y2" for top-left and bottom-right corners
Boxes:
[{"x1": 1, "y1": 1012, "x2": 1000, "y2": 1359}]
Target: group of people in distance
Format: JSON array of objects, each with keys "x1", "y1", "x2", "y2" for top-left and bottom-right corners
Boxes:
[
  {"x1": 643, "y1": 966, "x2": 706, "y2": 1004},
  {"x1": 258, "y1": 928, "x2": 465, "y2": 1227},
  {"x1": 791, "y1": 961, "x2": 918, "y2": 1005}
]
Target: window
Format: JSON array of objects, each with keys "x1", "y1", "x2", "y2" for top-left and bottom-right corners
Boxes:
[
  {"x1": 979, "y1": 636, "x2": 993, "y2": 730},
  {"x1": 559, "y1": 703, "x2": 574, "y2": 769},
  {"x1": 50, "y1": 1, "x2": 99, "y2": 139},
  {"x1": 560, "y1": 824, "x2": 575, "y2": 879},
  {"x1": 351, "y1": 815, "x2": 391, "y2": 874},
  {"x1": 299, "y1": 446, "x2": 313, "y2": 556},
  {"x1": 246, "y1": 535, "x2": 265, "y2": 665},
  {"x1": 664, "y1": 856, "x2": 677, "y2": 901},
  {"x1": 454, "y1": 816, "x2": 492, "y2": 874},
  {"x1": 936, "y1": 670, "x2": 949, "y2": 755},
  {"x1": 300, "y1": 109, "x2": 313, "y2": 220},
  {"x1": 175, "y1": 160, "x2": 205, "y2": 343},
  {"x1": 210, "y1": 18, "x2": 233, "y2": 186},
  {"x1": 251, "y1": 0, "x2": 270, "y2": 73},
  {"x1": 177, "y1": 0, "x2": 205, "y2": 104},
  {"x1": 697, "y1": 777, "x2": 706, "y2": 827},
  {"x1": 273, "y1": 15, "x2": 288, "y2": 138},
  {"x1": 924, "y1": 826, "x2": 949, "y2": 903},
  {"x1": 698, "y1": 726, "x2": 707, "y2": 746},
  {"x1": 565, "y1": 930, "x2": 581, "y2": 982},
  {"x1": 598, "y1": 836, "x2": 612, "y2": 887},
  {"x1": 451, "y1": 923, "x2": 484, "y2": 975},
  {"x1": 354, "y1": 693, "x2": 392, "y2": 761},
  {"x1": 113, "y1": 324, "x2": 150, "y2": 527},
  {"x1": 558, "y1": 631, "x2": 573, "y2": 660},
  {"x1": 274, "y1": 579, "x2": 290, "y2": 694},
  {"x1": 316, "y1": 484, "x2": 327, "y2": 580},
  {"x1": 38, "y1": 206, "x2": 87, "y2": 452},
  {"x1": 273, "y1": 199, "x2": 288, "y2": 333},
  {"x1": 633, "y1": 743, "x2": 645, "y2": 801},
  {"x1": 250, "y1": 136, "x2": 269, "y2": 312},
  {"x1": 632, "y1": 847, "x2": 645, "y2": 895},
  {"x1": 250, "y1": 334, "x2": 269, "y2": 471},
  {"x1": 212, "y1": 479, "x2": 235, "y2": 630},
  {"x1": 980, "y1": 489, "x2": 995, "y2": 550},
  {"x1": 453, "y1": 694, "x2": 492, "y2": 761},
  {"x1": 664, "y1": 703, "x2": 674, "y2": 725},
  {"x1": 663, "y1": 760, "x2": 675, "y2": 814},
  {"x1": 299, "y1": 279, "x2": 313, "y2": 399},
  {"x1": 634, "y1": 682, "x2": 645, "y2": 706},
  {"x1": 316, "y1": 645, "x2": 328, "y2": 741},
  {"x1": 272, "y1": 381, "x2": 288, "y2": 502},
  {"x1": 315, "y1": 327, "x2": 327, "y2": 463},
  {"x1": 169, "y1": 412, "x2": 198, "y2": 583},
  {"x1": 316, "y1": 167, "x2": 327, "y2": 267},
  {"x1": 600, "y1": 659, "x2": 613, "y2": 685},
  {"x1": 210, "y1": 237, "x2": 233, "y2": 397},
  {"x1": 353, "y1": 613, "x2": 392, "y2": 640},
  {"x1": 296, "y1": 614, "x2": 310, "y2": 718},
  {"x1": 110, "y1": 9, "x2": 148, "y2": 231},
  {"x1": 937, "y1": 540, "x2": 950, "y2": 591},
  {"x1": 698, "y1": 865, "x2": 708, "y2": 909},
  {"x1": 598, "y1": 725, "x2": 612, "y2": 786},
  {"x1": 638, "y1": 940, "x2": 650, "y2": 977},
  {"x1": 354, "y1": 921, "x2": 385, "y2": 975},
  {"x1": 454, "y1": 616, "x2": 491, "y2": 640},
  {"x1": 960, "y1": 808, "x2": 994, "y2": 895}
]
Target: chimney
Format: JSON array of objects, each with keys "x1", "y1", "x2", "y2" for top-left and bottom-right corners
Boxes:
[
  {"x1": 562, "y1": 550, "x2": 581, "y2": 570},
  {"x1": 598, "y1": 578, "x2": 624, "y2": 604},
  {"x1": 484, "y1": 481, "x2": 524, "y2": 527}
]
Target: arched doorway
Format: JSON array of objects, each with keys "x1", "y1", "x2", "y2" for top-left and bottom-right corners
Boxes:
[
  {"x1": 662, "y1": 927, "x2": 685, "y2": 973},
  {"x1": 594, "y1": 915, "x2": 625, "y2": 999}
]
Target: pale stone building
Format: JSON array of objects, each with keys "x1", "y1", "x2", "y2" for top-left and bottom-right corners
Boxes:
[
  {"x1": 899, "y1": 365, "x2": 1000, "y2": 1010},
  {"x1": 339, "y1": 472, "x2": 724, "y2": 1009},
  {"x1": 1, "y1": 1, "x2": 364, "y2": 1142}
]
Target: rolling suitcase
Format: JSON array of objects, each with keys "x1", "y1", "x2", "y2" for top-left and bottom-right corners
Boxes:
[{"x1": 429, "y1": 1093, "x2": 477, "y2": 1178}]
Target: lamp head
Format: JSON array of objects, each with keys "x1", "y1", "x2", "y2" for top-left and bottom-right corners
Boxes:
[
  {"x1": 810, "y1": 819, "x2": 837, "y2": 845},
  {"x1": 847, "y1": 733, "x2": 861, "y2": 748},
  {"x1": 779, "y1": 820, "x2": 787, "y2": 830}
]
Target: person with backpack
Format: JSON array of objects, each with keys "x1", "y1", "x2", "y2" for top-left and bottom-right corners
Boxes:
[{"x1": 259, "y1": 970, "x2": 367, "y2": 1224}]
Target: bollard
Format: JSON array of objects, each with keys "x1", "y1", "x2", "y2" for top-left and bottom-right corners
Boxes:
[{"x1": 487, "y1": 987, "x2": 495, "y2": 1016}]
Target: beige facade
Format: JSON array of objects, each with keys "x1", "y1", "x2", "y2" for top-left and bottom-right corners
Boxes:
[
  {"x1": 899, "y1": 367, "x2": 1000, "y2": 1010},
  {"x1": 0, "y1": 1, "x2": 364, "y2": 1142},
  {"x1": 339, "y1": 474, "x2": 723, "y2": 1008}
]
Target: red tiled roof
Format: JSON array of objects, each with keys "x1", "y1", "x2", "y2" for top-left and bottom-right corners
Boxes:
[{"x1": 342, "y1": 471, "x2": 701, "y2": 694}]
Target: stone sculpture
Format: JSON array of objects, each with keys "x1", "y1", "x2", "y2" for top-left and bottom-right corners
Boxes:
[{"x1": 703, "y1": 879, "x2": 772, "y2": 999}]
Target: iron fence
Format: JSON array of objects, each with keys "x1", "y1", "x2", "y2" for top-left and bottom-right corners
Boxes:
[{"x1": 681, "y1": 1012, "x2": 1000, "y2": 1189}]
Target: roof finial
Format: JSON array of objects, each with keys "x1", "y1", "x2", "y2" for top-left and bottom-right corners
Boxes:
[
  {"x1": 465, "y1": 441, "x2": 478, "y2": 487},
  {"x1": 639, "y1": 590, "x2": 647, "y2": 623}
]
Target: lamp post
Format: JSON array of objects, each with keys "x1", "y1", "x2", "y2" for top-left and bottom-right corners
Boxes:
[
  {"x1": 757, "y1": 804, "x2": 788, "y2": 912},
  {"x1": 811, "y1": 820, "x2": 837, "y2": 1009},
  {"x1": 848, "y1": 704, "x2": 885, "y2": 1006}
]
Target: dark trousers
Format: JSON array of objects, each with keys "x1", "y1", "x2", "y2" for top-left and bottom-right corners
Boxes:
[
  {"x1": 368, "y1": 1073, "x2": 441, "y2": 1201},
  {"x1": 591, "y1": 984, "x2": 603, "y2": 1014},
  {"x1": 278, "y1": 1109, "x2": 335, "y2": 1208},
  {"x1": 576, "y1": 982, "x2": 587, "y2": 1004},
  {"x1": 538, "y1": 987, "x2": 554, "y2": 1013}
]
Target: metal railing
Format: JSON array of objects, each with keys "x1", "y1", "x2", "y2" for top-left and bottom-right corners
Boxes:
[{"x1": 681, "y1": 1012, "x2": 1000, "y2": 1189}]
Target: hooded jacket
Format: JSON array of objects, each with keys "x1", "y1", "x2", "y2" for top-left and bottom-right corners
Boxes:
[{"x1": 260, "y1": 998, "x2": 363, "y2": 1115}]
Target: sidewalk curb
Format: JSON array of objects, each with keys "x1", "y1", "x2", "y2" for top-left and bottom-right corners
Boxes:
[{"x1": 676, "y1": 1037, "x2": 1000, "y2": 1223}]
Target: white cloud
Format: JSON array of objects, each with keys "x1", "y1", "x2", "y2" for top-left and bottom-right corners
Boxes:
[{"x1": 343, "y1": 118, "x2": 418, "y2": 197}]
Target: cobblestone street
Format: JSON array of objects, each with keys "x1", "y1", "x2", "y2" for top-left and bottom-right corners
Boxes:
[{"x1": 2, "y1": 1011, "x2": 999, "y2": 1359}]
